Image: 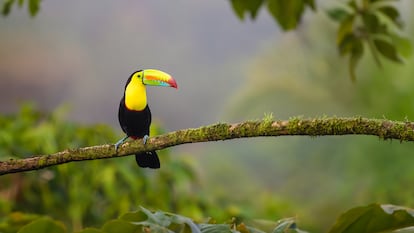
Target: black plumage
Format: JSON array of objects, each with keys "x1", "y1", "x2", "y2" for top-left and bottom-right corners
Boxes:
[{"x1": 118, "y1": 77, "x2": 160, "y2": 169}]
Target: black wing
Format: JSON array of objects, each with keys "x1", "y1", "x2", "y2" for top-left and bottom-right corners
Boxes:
[{"x1": 118, "y1": 98, "x2": 151, "y2": 138}]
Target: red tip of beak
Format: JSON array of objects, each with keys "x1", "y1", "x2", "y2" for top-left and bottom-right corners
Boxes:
[{"x1": 169, "y1": 77, "x2": 178, "y2": 89}]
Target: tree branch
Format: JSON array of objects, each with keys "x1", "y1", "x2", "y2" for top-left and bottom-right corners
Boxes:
[{"x1": 1, "y1": 117, "x2": 414, "y2": 175}]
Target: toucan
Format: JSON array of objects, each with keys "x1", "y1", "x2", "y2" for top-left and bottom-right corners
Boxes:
[{"x1": 115, "y1": 69, "x2": 177, "y2": 169}]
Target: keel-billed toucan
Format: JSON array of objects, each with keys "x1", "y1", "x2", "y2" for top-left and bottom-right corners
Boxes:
[{"x1": 115, "y1": 69, "x2": 177, "y2": 169}]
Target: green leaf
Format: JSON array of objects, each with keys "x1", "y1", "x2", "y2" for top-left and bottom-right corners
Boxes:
[
  {"x1": 387, "y1": 226, "x2": 414, "y2": 233},
  {"x1": 170, "y1": 214, "x2": 200, "y2": 233},
  {"x1": 348, "y1": 39, "x2": 363, "y2": 82},
  {"x1": 139, "y1": 207, "x2": 172, "y2": 227},
  {"x1": 230, "y1": 0, "x2": 314, "y2": 25},
  {"x1": 267, "y1": 0, "x2": 305, "y2": 31},
  {"x1": 230, "y1": 0, "x2": 245, "y2": 20},
  {"x1": 328, "y1": 204, "x2": 414, "y2": 233},
  {"x1": 28, "y1": 0, "x2": 39, "y2": 17},
  {"x1": 199, "y1": 224, "x2": 233, "y2": 233},
  {"x1": 245, "y1": 0, "x2": 264, "y2": 19},
  {"x1": 374, "y1": 39, "x2": 403, "y2": 63},
  {"x1": 327, "y1": 8, "x2": 351, "y2": 22},
  {"x1": 347, "y1": 0, "x2": 357, "y2": 11},
  {"x1": 120, "y1": 207, "x2": 202, "y2": 233},
  {"x1": 120, "y1": 210, "x2": 148, "y2": 222},
  {"x1": 273, "y1": 218, "x2": 296, "y2": 233},
  {"x1": 272, "y1": 217, "x2": 307, "y2": 233},
  {"x1": 370, "y1": 0, "x2": 400, "y2": 17},
  {"x1": 391, "y1": 35, "x2": 412, "y2": 58},
  {"x1": 17, "y1": 218, "x2": 66, "y2": 233},
  {"x1": 1, "y1": 0, "x2": 41, "y2": 16},
  {"x1": 378, "y1": 6, "x2": 400, "y2": 24},
  {"x1": 2, "y1": 0, "x2": 15, "y2": 16},
  {"x1": 246, "y1": 219, "x2": 278, "y2": 233},
  {"x1": 229, "y1": 0, "x2": 264, "y2": 20},
  {"x1": 338, "y1": 34, "x2": 357, "y2": 56},
  {"x1": 362, "y1": 12, "x2": 384, "y2": 34},
  {"x1": 373, "y1": 7, "x2": 403, "y2": 34},
  {"x1": 0, "y1": 212, "x2": 41, "y2": 233},
  {"x1": 336, "y1": 15, "x2": 355, "y2": 45}
]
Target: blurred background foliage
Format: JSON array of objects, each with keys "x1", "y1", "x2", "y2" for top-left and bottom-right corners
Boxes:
[
  {"x1": 0, "y1": 104, "x2": 208, "y2": 232},
  {"x1": 0, "y1": 104, "x2": 310, "y2": 232},
  {"x1": 1, "y1": 0, "x2": 414, "y2": 232},
  {"x1": 205, "y1": 3, "x2": 414, "y2": 231},
  {"x1": 229, "y1": 0, "x2": 411, "y2": 80}
]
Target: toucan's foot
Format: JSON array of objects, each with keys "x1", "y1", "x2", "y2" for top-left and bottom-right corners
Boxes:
[
  {"x1": 143, "y1": 135, "x2": 149, "y2": 145},
  {"x1": 115, "y1": 136, "x2": 129, "y2": 152}
]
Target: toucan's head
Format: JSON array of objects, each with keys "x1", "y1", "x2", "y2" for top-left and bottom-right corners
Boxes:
[
  {"x1": 124, "y1": 69, "x2": 177, "y2": 111},
  {"x1": 132, "y1": 69, "x2": 177, "y2": 89}
]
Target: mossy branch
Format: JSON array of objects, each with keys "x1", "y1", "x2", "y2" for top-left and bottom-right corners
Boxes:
[{"x1": 1, "y1": 117, "x2": 414, "y2": 175}]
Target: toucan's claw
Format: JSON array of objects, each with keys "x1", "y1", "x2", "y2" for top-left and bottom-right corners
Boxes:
[
  {"x1": 115, "y1": 136, "x2": 129, "y2": 152},
  {"x1": 143, "y1": 135, "x2": 149, "y2": 145}
]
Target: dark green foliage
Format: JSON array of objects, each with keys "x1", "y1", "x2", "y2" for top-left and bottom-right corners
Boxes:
[
  {"x1": 0, "y1": 212, "x2": 41, "y2": 233},
  {"x1": 2, "y1": 207, "x2": 306, "y2": 233},
  {"x1": 229, "y1": 0, "x2": 410, "y2": 81},
  {"x1": 374, "y1": 39, "x2": 403, "y2": 63},
  {"x1": 0, "y1": 104, "x2": 320, "y2": 231},
  {"x1": 327, "y1": 0, "x2": 411, "y2": 80},
  {"x1": 1, "y1": 0, "x2": 40, "y2": 17},
  {"x1": 8, "y1": 205, "x2": 414, "y2": 232},
  {"x1": 229, "y1": 0, "x2": 315, "y2": 30},
  {"x1": 267, "y1": 0, "x2": 316, "y2": 30},
  {"x1": 17, "y1": 217, "x2": 66, "y2": 233},
  {"x1": 0, "y1": 214, "x2": 66, "y2": 233},
  {"x1": 329, "y1": 204, "x2": 414, "y2": 233},
  {"x1": 230, "y1": 0, "x2": 264, "y2": 20},
  {"x1": 1, "y1": 0, "x2": 14, "y2": 15},
  {"x1": 0, "y1": 104, "x2": 202, "y2": 232}
]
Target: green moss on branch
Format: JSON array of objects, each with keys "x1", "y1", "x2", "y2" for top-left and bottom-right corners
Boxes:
[{"x1": 1, "y1": 117, "x2": 414, "y2": 175}]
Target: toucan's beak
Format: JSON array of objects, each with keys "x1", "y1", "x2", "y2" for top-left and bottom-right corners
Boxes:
[{"x1": 142, "y1": 69, "x2": 178, "y2": 89}]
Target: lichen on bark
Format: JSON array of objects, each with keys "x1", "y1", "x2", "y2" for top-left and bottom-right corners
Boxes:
[{"x1": 1, "y1": 117, "x2": 414, "y2": 175}]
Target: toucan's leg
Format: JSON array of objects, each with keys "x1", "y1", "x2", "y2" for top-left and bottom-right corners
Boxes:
[
  {"x1": 115, "y1": 135, "x2": 129, "y2": 152},
  {"x1": 143, "y1": 135, "x2": 149, "y2": 145}
]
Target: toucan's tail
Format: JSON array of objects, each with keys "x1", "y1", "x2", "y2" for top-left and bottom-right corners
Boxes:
[{"x1": 135, "y1": 151, "x2": 160, "y2": 169}]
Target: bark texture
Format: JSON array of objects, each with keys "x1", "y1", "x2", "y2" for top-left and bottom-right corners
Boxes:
[{"x1": 1, "y1": 117, "x2": 414, "y2": 175}]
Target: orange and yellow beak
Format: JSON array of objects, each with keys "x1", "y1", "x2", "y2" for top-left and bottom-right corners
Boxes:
[{"x1": 142, "y1": 69, "x2": 177, "y2": 89}]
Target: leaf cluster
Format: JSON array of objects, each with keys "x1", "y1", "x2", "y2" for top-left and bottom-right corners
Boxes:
[
  {"x1": 0, "y1": 104, "x2": 202, "y2": 231},
  {"x1": 0, "y1": 103, "x2": 116, "y2": 158},
  {"x1": 229, "y1": 0, "x2": 411, "y2": 81},
  {"x1": 230, "y1": 0, "x2": 315, "y2": 30},
  {"x1": 329, "y1": 204, "x2": 414, "y2": 233},
  {"x1": 1, "y1": 207, "x2": 305, "y2": 233},
  {"x1": 1, "y1": 0, "x2": 40, "y2": 17},
  {"x1": 4, "y1": 204, "x2": 414, "y2": 233},
  {"x1": 328, "y1": 0, "x2": 412, "y2": 81}
]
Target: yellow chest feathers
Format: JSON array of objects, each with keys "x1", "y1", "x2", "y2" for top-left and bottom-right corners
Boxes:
[{"x1": 124, "y1": 77, "x2": 147, "y2": 111}]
